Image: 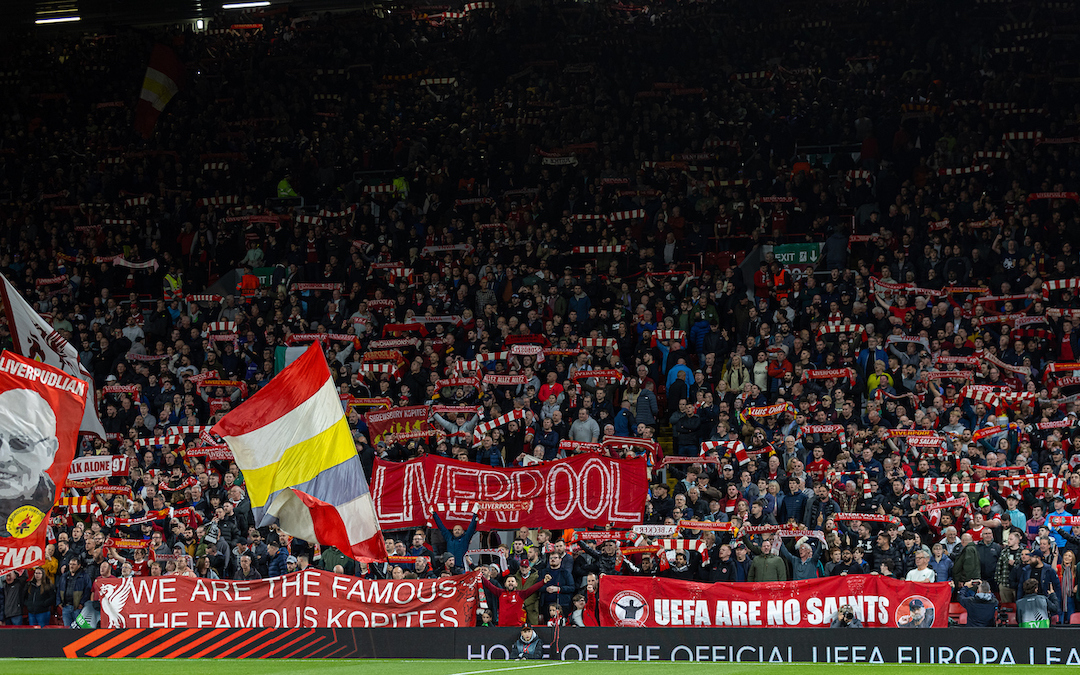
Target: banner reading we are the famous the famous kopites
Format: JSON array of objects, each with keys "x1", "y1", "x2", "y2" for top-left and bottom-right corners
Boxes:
[
  {"x1": 95, "y1": 568, "x2": 482, "y2": 629},
  {"x1": 600, "y1": 574, "x2": 951, "y2": 628},
  {"x1": 370, "y1": 454, "x2": 648, "y2": 530},
  {"x1": 0, "y1": 350, "x2": 88, "y2": 576}
]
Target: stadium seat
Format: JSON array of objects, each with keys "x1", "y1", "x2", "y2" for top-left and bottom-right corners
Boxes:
[
  {"x1": 958, "y1": 613, "x2": 967, "y2": 626},
  {"x1": 948, "y1": 602, "x2": 965, "y2": 619},
  {"x1": 1068, "y1": 612, "x2": 1080, "y2": 625}
]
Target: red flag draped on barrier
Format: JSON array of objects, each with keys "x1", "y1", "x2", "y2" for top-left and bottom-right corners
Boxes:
[
  {"x1": 599, "y1": 575, "x2": 951, "y2": 628},
  {"x1": 370, "y1": 454, "x2": 648, "y2": 529}
]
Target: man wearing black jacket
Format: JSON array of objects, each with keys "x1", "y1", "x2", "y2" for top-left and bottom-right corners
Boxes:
[
  {"x1": 707, "y1": 543, "x2": 738, "y2": 582},
  {"x1": 803, "y1": 483, "x2": 840, "y2": 530}
]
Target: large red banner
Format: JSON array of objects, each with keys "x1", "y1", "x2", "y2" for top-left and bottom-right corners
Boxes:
[
  {"x1": 371, "y1": 454, "x2": 648, "y2": 529},
  {"x1": 94, "y1": 569, "x2": 481, "y2": 629},
  {"x1": 599, "y1": 575, "x2": 951, "y2": 628},
  {"x1": 0, "y1": 351, "x2": 88, "y2": 575},
  {"x1": 365, "y1": 405, "x2": 431, "y2": 445}
]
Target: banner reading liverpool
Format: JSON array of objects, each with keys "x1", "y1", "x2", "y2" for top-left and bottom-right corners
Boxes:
[
  {"x1": 96, "y1": 568, "x2": 481, "y2": 629},
  {"x1": 371, "y1": 454, "x2": 648, "y2": 529},
  {"x1": 0, "y1": 350, "x2": 88, "y2": 574},
  {"x1": 600, "y1": 574, "x2": 951, "y2": 628},
  {"x1": 365, "y1": 405, "x2": 432, "y2": 445}
]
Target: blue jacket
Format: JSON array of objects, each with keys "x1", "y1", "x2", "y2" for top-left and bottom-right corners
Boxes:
[
  {"x1": 732, "y1": 556, "x2": 753, "y2": 582},
  {"x1": 535, "y1": 429, "x2": 560, "y2": 460},
  {"x1": 267, "y1": 548, "x2": 290, "y2": 577},
  {"x1": 538, "y1": 564, "x2": 575, "y2": 610},
  {"x1": 634, "y1": 389, "x2": 658, "y2": 425},
  {"x1": 57, "y1": 568, "x2": 92, "y2": 607},
  {"x1": 1043, "y1": 510, "x2": 1073, "y2": 547},
  {"x1": 433, "y1": 512, "x2": 478, "y2": 568},
  {"x1": 929, "y1": 555, "x2": 953, "y2": 583},
  {"x1": 776, "y1": 491, "x2": 808, "y2": 524},
  {"x1": 613, "y1": 408, "x2": 636, "y2": 438},
  {"x1": 958, "y1": 587, "x2": 998, "y2": 627}
]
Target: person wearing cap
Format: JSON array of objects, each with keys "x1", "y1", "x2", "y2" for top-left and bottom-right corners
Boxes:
[
  {"x1": 989, "y1": 488, "x2": 1028, "y2": 532},
  {"x1": 266, "y1": 540, "x2": 289, "y2": 578},
  {"x1": 1043, "y1": 494, "x2": 1073, "y2": 548},
  {"x1": 511, "y1": 623, "x2": 544, "y2": 660},
  {"x1": 512, "y1": 559, "x2": 543, "y2": 626},
  {"x1": 650, "y1": 483, "x2": 674, "y2": 520},
  {"x1": 1017, "y1": 546, "x2": 1064, "y2": 622},
  {"x1": 898, "y1": 597, "x2": 934, "y2": 628}
]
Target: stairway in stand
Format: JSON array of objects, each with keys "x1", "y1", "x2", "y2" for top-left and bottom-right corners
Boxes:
[{"x1": 656, "y1": 422, "x2": 677, "y2": 490}]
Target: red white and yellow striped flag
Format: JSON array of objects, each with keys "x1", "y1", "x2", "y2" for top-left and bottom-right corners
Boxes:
[{"x1": 134, "y1": 45, "x2": 184, "y2": 139}]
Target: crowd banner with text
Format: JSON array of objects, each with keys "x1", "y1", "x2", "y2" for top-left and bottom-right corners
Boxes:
[
  {"x1": 365, "y1": 405, "x2": 432, "y2": 445},
  {"x1": 66, "y1": 455, "x2": 131, "y2": 481},
  {"x1": 370, "y1": 454, "x2": 648, "y2": 529},
  {"x1": 95, "y1": 568, "x2": 481, "y2": 629},
  {"x1": 599, "y1": 575, "x2": 951, "y2": 628},
  {"x1": 0, "y1": 350, "x2": 88, "y2": 575}
]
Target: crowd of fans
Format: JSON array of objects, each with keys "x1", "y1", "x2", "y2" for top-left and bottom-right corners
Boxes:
[{"x1": 1, "y1": 0, "x2": 1079, "y2": 629}]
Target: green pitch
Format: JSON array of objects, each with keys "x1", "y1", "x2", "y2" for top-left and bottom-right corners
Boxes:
[{"x1": 0, "y1": 660, "x2": 1074, "y2": 675}]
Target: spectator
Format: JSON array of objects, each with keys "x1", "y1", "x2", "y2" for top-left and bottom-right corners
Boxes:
[
  {"x1": 743, "y1": 534, "x2": 787, "y2": 582},
  {"x1": 1016, "y1": 579, "x2": 1051, "y2": 628},
  {"x1": 778, "y1": 536, "x2": 822, "y2": 581},
  {"x1": 958, "y1": 580, "x2": 998, "y2": 627},
  {"x1": 951, "y1": 534, "x2": 982, "y2": 588},
  {"x1": 56, "y1": 558, "x2": 90, "y2": 628},
  {"x1": 2, "y1": 571, "x2": 27, "y2": 626},
  {"x1": 25, "y1": 567, "x2": 56, "y2": 627}
]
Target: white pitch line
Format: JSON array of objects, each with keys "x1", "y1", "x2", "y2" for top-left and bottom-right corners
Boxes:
[{"x1": 447, "y1": 661, "x2": 569, "y2": 675}]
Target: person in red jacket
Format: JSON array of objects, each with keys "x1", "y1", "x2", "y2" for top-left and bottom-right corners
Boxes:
[{"x1": 480, "y1": 570, "x2": 547, "y2": 626}]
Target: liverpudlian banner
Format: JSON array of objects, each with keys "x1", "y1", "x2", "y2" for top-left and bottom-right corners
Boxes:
[
  {"x1": 96, "y1": 568, "x2": 481, "y2": 629},
  {"x1": 0, "y1": 272, "x2": 105, "y2": 439},
  {"x1": 600, "y1": 575, "x2": 951, "y2": 628},
  {"x1": 0, "y1": 351, "x2": 88, "y2": 574},
  {"x1": 371, "y1": 454, "x2": 648, "y2": 529}
]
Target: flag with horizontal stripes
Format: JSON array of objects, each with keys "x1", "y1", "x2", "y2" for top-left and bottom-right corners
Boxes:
[
  {"x1": 134, "y1": 45, "x2": 185, "y2": 139},
  {"x1": 212, "y1": 344, "x2": 384, "y2": 561}
]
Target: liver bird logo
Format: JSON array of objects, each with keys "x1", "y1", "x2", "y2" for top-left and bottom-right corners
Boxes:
[{"x1": 99, "y1": 578, "x2": 134, "y2": 628}]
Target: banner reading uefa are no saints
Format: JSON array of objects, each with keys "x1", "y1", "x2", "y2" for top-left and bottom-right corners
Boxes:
[
  {"x1": 600, "y1": 575, "x2": 952, "y2": 628},
  {"x1": 0, "y1": 351, "x2": 88, "y2": 575}
]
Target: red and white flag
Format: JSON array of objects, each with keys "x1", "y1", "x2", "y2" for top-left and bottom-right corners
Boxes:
[
  {"x1": 134, "y1": 44, "x2": 185, "y2": 139},
  {"x1": 0, "y1": 273, "x2": 105, "y2": 439},
  {"x1": 213, "y1": 344, "x2": 385, "y2": 562}
]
